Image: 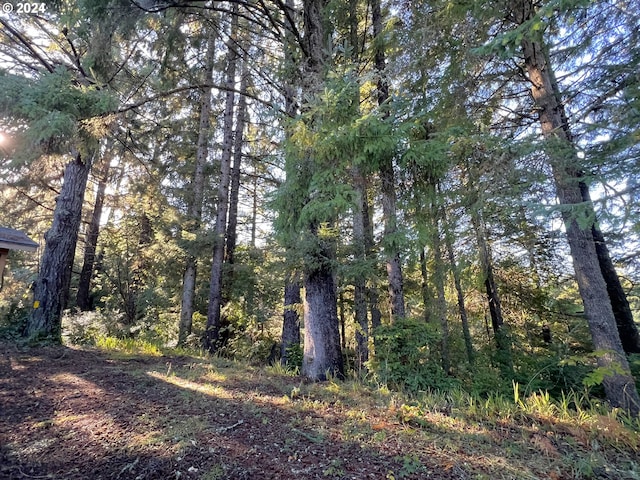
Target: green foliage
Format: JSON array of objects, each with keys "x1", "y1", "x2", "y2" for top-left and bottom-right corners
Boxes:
[
  {"x1": 62, "y1": 309, "x2": 129, "y2": 344},
  {"x1": 94, "y1": 335, "x2": 163, "y2": 356},
  {"x1": 274, "y1": 72, "x2": 398, "y2": 247},
  {"x1": 0, "y1": 300, "x2": 30, "y2": 341},
  {"x1": 285, "y1": 343, "x2": 304, "y2": 370},
  {"x1": 219, "y1": 318, "x2": 278, "y2": 364},
  {"x1": 0, "y1": 68, "x2": 116, "y2": 149},
  {"x1": 561, "y1": 351, "x2": 633, "y2": 391},
  {"x1": 368, "y1": 318, "x2": 458, "y2": 392}
]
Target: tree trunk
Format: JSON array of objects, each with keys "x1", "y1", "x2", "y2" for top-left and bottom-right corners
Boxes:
[
  {"x1": 514, "y1": 0, "x2": 640, "y2": 414},
  {"x1": 353, "y1": 167, "x2": 369, "y2": 368},
  {"x1": 443, "y1": 211, "x2": 474, "y2": 363},
  {"x1": 364, "y1": 186, "x2": 382, "y2": 334},
  {"x1": 225, "y1": 58, "x2": 249, "y2": 268},
  {"x1": 250, "y1": 171, "x2": 258, "y2": 248},
  {"x1": 124, "y1": 212, "x2": 152, "y2": 327},
  {"x1": 26, "y1": 152, "x2": 90, "y2": 340},
  {"x1": 521, "y1": 1, "x2": 639, "y2": 356},
  {"x1": 339, "y1": 289, "x2": 347, "y2": 351},
  {"x1": 371, "y1": 0, "x2": 405, "y2": 320},
  {"x1": 281, "y1": 277, "x2": 301, "y2": 366},
  {"x1": 204, "y1": 9, "x2": 239, "y2": 353},
  {"x1": 419, "y1": 248, "x2": 432, "y2": 323},
  {"x1": 76, "y1": 150, "x2": 110, "y2": 311},
  {"x1": 433, "y1": 219, "x2": 450, "y2": 374},
  {"x1": 279, "y1": 0, "x2": 303, "y2": 369},
  {"x1": 362, "y1": 206, "x2": 382, "y2": 333},
  {"x1": 581, "y1": 183, "x2": 640, "y2": 354},
  {"x1": 178, "y1": 32, "x2": 216, "y2": 346},
  {"x1": 302, "y1": 233, "x2": 345, "y2": 380},
  {"x1": 472, "y1": 212, "x2": 504, "y2": 333},
  {"x1": 297, "y1": 0, "x2": 345, "y2": 381},
  {"x1": 472, "y1": 208, "x2": 512, "y2": 373}
]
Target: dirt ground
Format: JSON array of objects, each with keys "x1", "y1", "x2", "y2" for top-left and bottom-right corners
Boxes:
[
  {"x1": 1, "y1": 341, "x2": 639, "y2": 480},
  {"x1": 0, "y1": 342, "x2": 460, "y2": 480}
]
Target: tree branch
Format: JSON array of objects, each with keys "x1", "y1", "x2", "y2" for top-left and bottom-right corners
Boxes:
[{"x1": 0, "y1": 18, "x2": 55, "y2": 73}]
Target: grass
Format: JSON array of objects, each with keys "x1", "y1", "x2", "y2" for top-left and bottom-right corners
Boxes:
[
  {"x1": 94, "y1": 335, "x2": 164, "y2": 356},
  {"x1": 56, "y1": 334, "x2": 640, "y2": 479}
]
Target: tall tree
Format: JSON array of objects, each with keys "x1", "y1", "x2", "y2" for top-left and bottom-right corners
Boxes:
[
  {"x1": 509, "y1": 0, "x2": 639, "y2": 414},
  {"x1": 299, "y1": 0, "x2": 345, "y2": 380},
  {"x1": 27, "y1": 150, "x2": 92, "y2": 339},
  {"x1": 0, "y1": 7, "x2": 119, "y2": 339},
  {"x1": 178, "y1": 30, "x2": 216, "y2": 346},
  {"x1": 204, "y1": 4, "x2": 240, "y2": 353},
  {"x1": 432, "y1": 214, "x2": 451, "y2": 374},
  {"x1": 279, "y1": 0, "x2": 303, "y2": 367},
  {"x1": 274, "y1": 0, "x2": 346, "y2": 380},
  {"x1": 443, "y1": 207, "x2": 474, "y2": 364},
  {"x1": 76, "y1": 142, "x2": 113, "y2": 311},
  {"x1": 225, "y1": 56, "x2": 249, "y2": 269},
  {"x1": 353, "y1": 166, "x2": 370, "y2": 368},
  {"x1": 371, "y1": 0, "x2": 406, "y2": 320}
]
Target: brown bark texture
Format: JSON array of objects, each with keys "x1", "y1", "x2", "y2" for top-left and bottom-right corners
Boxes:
[
  {"x1": 26, "y1": 153, "x2": 90, "y2": 340},
  {"x1": 302, "y1": 247, "x2": 345, "y2": 380},
  {"x1": 76, "y1": 153, "x2": 110, "y2": 311}
]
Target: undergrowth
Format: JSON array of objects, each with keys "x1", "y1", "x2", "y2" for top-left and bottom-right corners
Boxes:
[
  {"x1": 22, "y1": 308, "x2": 640, "y2": 460},
  {"x1": 68, "y1": 327, "x2": 640, "y2": 441}
]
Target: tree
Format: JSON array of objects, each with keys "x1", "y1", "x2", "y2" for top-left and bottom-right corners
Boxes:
[
  {"x1": 508, "y1": 0, "x2": 639, "y2": 414},
  {"x1": 281, "y1": 275, "x2": 302, "y2": 366},
  {"x1": 372, "y1": 0, "x2": 406, "y2": 320},
  {"x1": 442, "y1": 206, "x2": 474, "y2": 364},
  {"x1": 77, "y1": 142, "x2": 114, "y2": 311},
  {"x1": 178, "y1": 30, "x2": 217, "y2": 346},
  {"x1": 27, "y1": 151, "x2": 92, "y2": 339},
  {"x1": 204, "y1": 4, "x2": 241, "y2": 353},
  {"x1": 274, "y1": 0, "x2": 347, "y2": 381}
]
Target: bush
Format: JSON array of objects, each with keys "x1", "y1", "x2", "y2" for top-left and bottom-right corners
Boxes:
[
  {"x1": 62, "y1": 309, "x2": 127, "y2": 345},
  {"x1": 284, "y1": 343, "x2": 303, "y2": 370},
  {"x1": 368, "y1": 318, "x2": 457, "y2": 392},
  {"x1": 0, "y1": 300, "x2": 29, "y2": 340}
]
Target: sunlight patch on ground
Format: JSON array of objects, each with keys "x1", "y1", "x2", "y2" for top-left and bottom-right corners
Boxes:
[
  {"x1": 201, "y1": 369, "x2": 228, "y2": 383},
  {"x1": 50, "y1": 414, "x2": 84, "y2": 425},
  {"x1": 48, "y1": 372, "x2": 105, "y2": 393},
  {"x1": 146, "y1": 370, "x2": 234, "y2": 400}
]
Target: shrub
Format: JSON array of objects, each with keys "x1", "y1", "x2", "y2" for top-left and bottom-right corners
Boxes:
[{"x1": 368, "y1": 318, "x2": 457, "y2": 392}]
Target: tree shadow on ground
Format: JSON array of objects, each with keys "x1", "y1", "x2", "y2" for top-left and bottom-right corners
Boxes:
[{"x1": 0, "y1": 342, "x2": 589, "y2": 479}]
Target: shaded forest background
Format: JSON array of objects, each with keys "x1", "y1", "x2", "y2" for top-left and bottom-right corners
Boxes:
[{"x1": 1, "y1": 0, "x2": 640, "y2": 415}]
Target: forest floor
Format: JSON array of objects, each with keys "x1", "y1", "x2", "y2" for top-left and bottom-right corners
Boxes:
[{"x1": 1, "y1": 342, "x2": 639, "y2": 480}]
